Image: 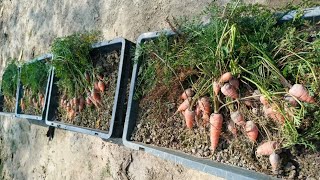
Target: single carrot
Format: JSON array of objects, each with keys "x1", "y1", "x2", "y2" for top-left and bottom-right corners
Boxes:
[
  {"x1": 245, "y1": 121, "x2": 258, "y2": 142},
  {"x1": 269, "y1": 152, "x2": 280, "y2": 173},
  {"x1": 230, "y1": 111, "x2": 245, "y2": 126},
  {"x1": 79, "y1": 97, "x2": 85, "y2": 111},
  {"x1": 210, "y1": 113, "x2": 223, "y2": 152},
  {"x1": 289, "y1": 84, "x2": 315, "y2": 103},
  {"x1": 221, "y1": 83, "x2": 238, "y2": 99},
  {"x1": 227, "y1": 121, "x2": 237, "y2": 136},
  {"x1": 20, "y1": 99, "x2": 26, "y2": 111},
  {"x1": 41, "y1": 97, "x2": 45, "y2": 108},
  {"x1": 92, "y1": 90, "x2": 101, "y2": 103},
  {"x1": 94, "y1": 81, "x2": 100, "y2": 91},
  {"x1": 176, "y1": 97, "x2": 191, "y2": 113},
  {"x1": 184, "y1": 108, "x2": 195, "y2": 128},
  {"x1": 256, "y1": 141, "x2": 278, "y2": 156},
  {"x1": 219, "y1": 72, "x2": 233, "y2": 83},
  {"x1": 229, "y1": 78, "x2": 239, "y2": 89},
  {"x1": 263, "y1": 106, "x2": 284, "y2": 124},
  {"x1": 202, "y1": 113, "x2": 210, "y2": 124},
  {"x1": 66, "y1": 102, "x2": 71, "y2": 112},
  {"x1": 260, "y1": 96, "x2": 268, "y2": 106},
  {"x1": 181, "y1": 88, "x2": 194, "y2": 100},
  {"x1": 68, "y1": 109, "x2": 76, "y2": 120},
  {"x1": 98, "y1": 80, "x2": 105, "y2": 92},
  {"x1": 195, "y1": 105, "x2": 201, "y2": 118},
  {"x1": 213, "y1": 81, "x2": 221, "y2": 95},
  {"x1": 198, "y1": 96, "x2": 211, "y2": 114}
]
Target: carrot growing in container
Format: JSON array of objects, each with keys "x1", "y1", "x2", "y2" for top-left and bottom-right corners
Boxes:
[
  {"x1": 245, "y1": 121, "x2": 258, "y2": 141},
  {"x1": 289, "y1": 84, "x2": 315, "y2": 103},
  {"x1": 219, "y1": 72, "x2": 233, "y2": 83},
  {"x1": 221, "y1": 83, "x2": 238, "y2": 99},
  {"x1": 210, "y1": 113, "x2": 223, "y2": 152},
  {"x1": 230, "y1": 110, "x2": 245, "y2": 126},
  {"x1": 256, "y1": 141, "x2": 279, "y2": 156},
  {"x1": 181, "y1": 88, "x2": 194, "y2": 100},
  {"x1": 184, "y1": 108, "x2": 195, "y2": 128}
]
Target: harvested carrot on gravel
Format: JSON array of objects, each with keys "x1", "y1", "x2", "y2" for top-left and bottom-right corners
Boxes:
[
  {"x1": 229, "y1": 78, "x2": 239, "y2": 89},
  {"x1": 202, "y1": 113, "x2": 210, "y2": 124},
  {"x1": 184, "y1": 108, "x2": 195, "y2": 128},
  {"x1": 213, "y1": 81, "x2": 221, "y2": 95},
  {"x1": 198, "y1": 96, "x2": 211, "y2": 114},
  {"x1": 256, "y1": 141, "x2": 279, "y2": 156},
  {"x1": 176, "y1": 97, "x2": 191, "y2": 113},
  {"x1": 181, "y1": 88, "x2": 194, "y2": 100},
  {"x1": 210, "y1": 113, "x2": 223, "y2": 152},
  {"x1": 245, "y1": 121, "x2": 258, "y2": 142},
  {"x1": 227, "y1": 121, "x2": 237, "y2": 136},
  {"x1": 230, "y1": 110, "x2": 245, "y2": 126},
  {"x1": 195, "y1": 105, "x2": 201, "y2": 118},
  {"x1": 219, "y1": 72, "x2": 233, "y2": 83},
  {"x1": 269, "y1": 152, "x2": 280, "y2": 173},
  {"x1": 289, "y1": 84, "x2": 315, "y2": 103},
  {"x1": 263, "y1": 106, "x2": 285, "y2": 124},
  {"x1": 221, "y1": 83, "x2": 239, "y2": 99}
]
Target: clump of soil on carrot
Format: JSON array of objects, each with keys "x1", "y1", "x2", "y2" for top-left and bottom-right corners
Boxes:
[{"x1": 57, "y1": 51, "x2": 119, "y2": 131}]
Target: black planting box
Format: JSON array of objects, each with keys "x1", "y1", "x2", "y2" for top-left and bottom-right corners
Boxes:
[
  {"x1": 45, "y1": 38, "x2": 134, "y2": 140},
  {"x1": 15, "y1": 54, "x2": 52, "y2": 123},
  {"x1": 122, "y1": 7, "x2": 320, "y2": 179},
  {"x1": 0, "y1": 65, "x2": 20, "y2": 118}
]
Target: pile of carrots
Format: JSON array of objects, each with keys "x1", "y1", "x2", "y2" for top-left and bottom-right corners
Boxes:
[
  {"x1": 20, "y1": 90, "x2": 45, "y2": 112},
  {"x1": 59, "y1": 73, "x2": 107, "y2": 120},
  {"x1": 176, "y1": 72, "x2": 317, "y2": 172}
]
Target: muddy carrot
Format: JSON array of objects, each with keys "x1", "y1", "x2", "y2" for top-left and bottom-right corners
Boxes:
[
  {"x1": 230, "y1": 111, "x2": 245, "y2": 126},
  {"x1": 176, "y1": 97, "x2": 191, "y2": 113},
  {"x1": 213, "y1": 81, "x2": 221, "y2": 95},
  {"x1": 181, "y1": 88, "x2": 194, "y2": 100},
  {"x1": 227, "y1": 121, "x2": 237, "y2": 136},
  {"x1": 256, "y1": 141, "x2": 278, "y2": 156},
  {"x1": 210, "y1": 113, "x2": 223, "y2": 152},
  {"x1": 98, "y1": 80, "x2": 105, "y2": 92},
  {"x1": 221, "y1": 83, "x2": 238, "y2": 99},
  {"x1": 269, "y1": 152, "x2": 280, "y2": 173},
  {"x1": 284, "y1": 95, "x2": 297, "y2": 106},
  {"x1": 198, "y1": 96, "x2": 211, "y2": 114},
  {"x1": 229, "y1": 78, "x2": 239, "y2": 89},
  {"x1": 219, "y1": 72, "x2": 233, "y2": 83},
  {"x1": 245, "y1": 121, "x2": 258, "y2": 142},
  {"x1": 289, "y1": 84, "x2": 315, "y2": 103}
]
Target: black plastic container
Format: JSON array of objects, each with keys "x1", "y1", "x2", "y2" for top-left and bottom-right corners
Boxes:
[
  {"x1": 0, "y1": 65, "x2": 20, "y2": 117},
  {"x1": 15, "y1": 54, "x2": 52, "y2": 122},
  {"x1": 45, "y1": 38, "x2": 134, "y2": 140},
  {"x1": 123, "y1": 7, "x2": 320, "y2": 180}
]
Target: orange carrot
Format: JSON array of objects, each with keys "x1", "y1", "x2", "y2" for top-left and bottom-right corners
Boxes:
[
  {"x1": 230, "y1": 111, "x2": 245, "y2": 126},
  {"x1": 184, "y1": 108, "x2": 195, "y2": 128},
  {"x1": 20, "y1": 99, "x2": 26, "y2": 111},
  {"x1": 227, "y1": 121, "x2": 237, "y2": 136},
  {"x1": 176, "y1": 97, "x2": 191, "y2": 113},
  {"x1": 210, "y1": 113, "x2": 223, "y2": 152},
  {"x1": 256, "y1": 141, "x2": 278, "y2": 156},
  {"x1": 269, "y1": 152, "x2": 280, "y2": 173},
  {"x1": 202, "y1": 113, "x2": 210, "y2": 124},
  {"x1": 221, "y1": 83, "x2": 238, "y2": 99},
  {"x1": 229, "y1": 78, "x2": 239, "y2": 89},
  {"x1": 245, "y1": 121, "x2": 258, "y2": 142},
  {"x1": 181, "y1": 88, "x2": 194, "y2": 100},
  {"x1": 98, "y1": 80, "x2": 105, "y2": 92},
  {"x1": 195, "y1": 105, "x2": 201, "y2": 118},
  {"x1": 213, "y1": 81, "x2": 221, "y2": 95},
  {"x1": 198, "y1": 96, "x2": 211, "y2": 114},
  {"x1": 92, "y1": 90, "x2": 101, "y2": 103},
  {"x1": 41, "y1": 97, "x2": 45, "y2": 108},
  {"x1": 94, "y1": 81, "x2": 100, "y2": 91},
  {"x1": 260, "y1": 96, "x2": 269, "y2": 106},
  {"x1": 68, "y1": 109, "x2": 76, "y2": 120},
  {"x1": 219, "y1": 72, "x2": 233, "y2": 83},
  {"x1": 79, "y1": 97, "x2": 85, "y2": 111},
  {"x1": 66, "y1": 102, "x2": 71, "y2": 112},
  {"x1": 289, "y1": 84, "x2": 315, "y2": 103},
  {"x1": 263, "y1": 106, "x2": 284, "y2": 124}
]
